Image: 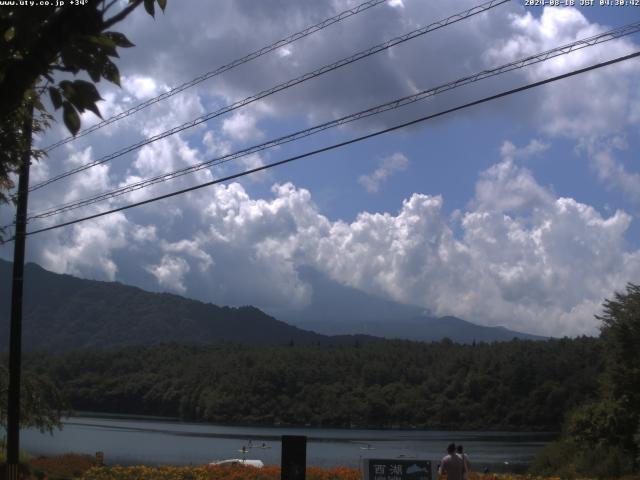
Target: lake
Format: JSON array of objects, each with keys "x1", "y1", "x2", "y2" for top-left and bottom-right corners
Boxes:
[{"x1": 21, "y1": 415, "x2": 555, "y2": 471}]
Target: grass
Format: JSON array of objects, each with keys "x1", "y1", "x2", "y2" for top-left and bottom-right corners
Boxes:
[{"x1": 0, "y1": 441, "x2": 32, "y2": 465}]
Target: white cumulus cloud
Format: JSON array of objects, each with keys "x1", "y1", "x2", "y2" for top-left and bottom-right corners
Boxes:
[
  {"x1": 358, "y1": 153, "x2": 409, "y2": 193},
  {"x1": 8, "y1": 141, "x2": 640, "y2": 337},
  {"x1": 146, "y1": 255, "x2": 191, "y2": 294}
]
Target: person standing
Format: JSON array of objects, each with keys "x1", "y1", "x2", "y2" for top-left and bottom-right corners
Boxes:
[
  {"x1": 438, "y1": 443, "x2": 466, "y2": 480},
  {"x1": 456, "y1": 445, "x2": 471, "y2": 480}
]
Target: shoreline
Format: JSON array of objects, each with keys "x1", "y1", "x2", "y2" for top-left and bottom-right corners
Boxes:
[{"x1": 65, "y1": 411, "x2": 560, "y2": 436}]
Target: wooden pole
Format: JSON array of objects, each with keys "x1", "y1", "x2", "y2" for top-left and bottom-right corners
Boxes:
[
  {"x1": 6, "y1": 105, "x2": 33, "y2": 480},
  {"x1": 281, "y1": 435, "x2": 306, "y2": 480}
]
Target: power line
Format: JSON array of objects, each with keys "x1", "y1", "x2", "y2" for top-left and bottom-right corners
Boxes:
[
  {"x1": 26, "y1": 21, "x2": 640, "y2": 221},
  {"x1": 42, "y1": 0, "x2": 390, "y2": 153},
  {"x1": 30, "y1": 0, "x2": 509, "y2": 192},
  {"x1": 34, "y1": 0, "x2": 508, "y2": 189},
  {"x1": 18, "y1": 50, "x2": 640, "y2": 239}
]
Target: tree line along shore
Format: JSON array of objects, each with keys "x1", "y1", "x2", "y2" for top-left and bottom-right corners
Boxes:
[{"x1": 20, "y1": 337, "x2": 600, "y2": 431}]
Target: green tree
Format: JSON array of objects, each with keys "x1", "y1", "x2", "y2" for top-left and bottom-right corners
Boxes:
[
  {"x1": 596, "y1": 283, "x2": 640, "y2": 470},
  {"x1": 0, "y1": 0, "x2": 167, "y2": 205},
  {"x1": 598, "y1": 283, "x2": 640, "y2": 417},
  {"x1": 565, "y1": 400, "x2": 637, "y2": 454},
  {"x1": 532, "y1": 284, "x2": 640, "y2": 478},
  {"x1": 0, "y1": 365, "x2": 68, "y2": 434}
]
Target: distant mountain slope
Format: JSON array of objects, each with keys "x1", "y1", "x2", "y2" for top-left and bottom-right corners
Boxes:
[
  {"x1": 299, "y1": 315, "x2": 547, "y2": 343},
  {"x1": 0, "y1": 260, "x2": 373, "y2": 352},
  {"x1": 272, "y1": 267, "x2": 547, "y2": 343},
  {"x1": 268, "y1": 266, "x2": 425, "y2": 324}
]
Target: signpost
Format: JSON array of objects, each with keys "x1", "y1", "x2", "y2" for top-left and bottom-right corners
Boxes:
[
  {"x1": 362, "y1": 458, "x2": 432, "y2": 480},
  {"x1": 281, "y1": 435, "x2": 307, "y2": 480}
]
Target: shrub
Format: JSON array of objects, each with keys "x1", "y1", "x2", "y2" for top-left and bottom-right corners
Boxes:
[
  {"x1": 28, "y1": 453, "x2": 96, "y2": 479},
  {"x1": 530, "y1": 437, "x2": 638, "y2": 479}
]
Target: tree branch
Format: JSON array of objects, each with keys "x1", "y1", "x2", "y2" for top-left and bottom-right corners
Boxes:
[
  {"x1": 103, "y1": 0, "x2": 143, "y2": 29},
  {"x1": 102, "y1": 0, "x2": 119, "y2": 14}
]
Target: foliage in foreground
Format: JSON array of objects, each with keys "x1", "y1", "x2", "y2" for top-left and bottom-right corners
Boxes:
[
  {"x1": 0, "y1": 463, "x2": 360, "y2": 480},
  {"x1": 0, "y1": 365, "x2": 68, "y2": 433},
  {"x1": 70, "y1": 466, "x2": 619, "y2": 480},
  {"x1": 2, "y1": 455, "x2": 638, "y2": 480},
  {"x1": 51, "y1": 465, "x2": 640, "y2": 480},
  {"x1": 530, "y1": 436, "x2": 637, "y2": 479},
  {"x1": 530, "y1": 283, "x2": 640, "y2": 478},
  {"x1": 0, "y1": 440, "x2": 31, "y2": 465},
  {"x1": 0, "y1": 0, "x2": 167, "y2": 208},
  {"x1": 79, "y1": 465, "x2": 360, "y2": 480},
  {"x1": 28, "y1": 453, "x2": 97, "y2": 479}
]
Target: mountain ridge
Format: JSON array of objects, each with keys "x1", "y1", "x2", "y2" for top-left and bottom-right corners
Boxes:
[
  {"x1": 0, "y1": 259, "x2": 546, "y2": 350},
  {"x1": 0, "y1": 259, "x2": 375, "y2": 351},
  {"x1": 272, "y1": 266, "x2": 547, "y2": 342}
]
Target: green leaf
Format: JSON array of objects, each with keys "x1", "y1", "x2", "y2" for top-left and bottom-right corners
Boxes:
[
  {"x1": 71, "y1": 80, "x2": 103, "y2": 119},
  {"x1": 23, "y1": 89, "x2": 46, "y2": 114},
  {"x1": 104, "y1": 31, "x2": 135, "y2": 48},
  {"x1": 59, "y1": 46, "x2": 86, "y2": 73},
  {"x1": 58, "y1": 80, "x2": 75, "y2": 99},
  {"x1": 48, "y1": 87, "x2": 62, "y2": 110},
  {"x1": 60, "y1": 80, "x2": 100, "y2": 116},
  {"x1": 102, "y1": 59, "x2": 120, "y2": 86},
  {"x1": 86, "y1": 34, "x2": 117, "y2": 50},
  {"x1": 70, "y1": 34, "x2": 115, "y2": 59},
  {"x1": 73, "y1": 80, "x2": 102, "y2": 102},
  {"x1": 87, "y1": 65, "x2": 101, "y2": 83},
  {"x1": 157, "y1": 0, "x2": 167, "y2": 12},
  {"x1": 4, "y1": 26, "x2": 15, "y2": 42},
  {"x1": 144, "y1": 0, "x2": 155, "y2": 17},
  {"x1": 62, "y1": 102, "x2": 81, "y2": 136},
  {"x1": 83, "y1": 101, "x2": 102, "y2": 119}
]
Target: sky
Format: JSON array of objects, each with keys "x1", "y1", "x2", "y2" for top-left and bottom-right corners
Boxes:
[{"x1": 2, "y1": 0, "x2": 640, "y2": 337}]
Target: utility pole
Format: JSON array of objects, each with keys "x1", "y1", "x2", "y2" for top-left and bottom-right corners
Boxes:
[{"x1": 6, "y1": 104, "x2": 33, "y2": 480}]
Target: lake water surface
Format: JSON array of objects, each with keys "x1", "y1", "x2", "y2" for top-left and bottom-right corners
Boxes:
[{"x1": 21, "y1": 415, "x2": 555, "y2": 471}]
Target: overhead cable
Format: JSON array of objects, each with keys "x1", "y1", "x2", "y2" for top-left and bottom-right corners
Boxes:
[
  {"x1": 27, "y1": 21, "x2": 640, "y2": 221},
  {"x1": 42, "y1": 0, "x2": 391, "y2": 152},
  {"x1": 18, "y1": 50, "x2": 640, "y2": 239},
  {"x1": 30, "y1": 0, "x2": 509, "y2": 192}
]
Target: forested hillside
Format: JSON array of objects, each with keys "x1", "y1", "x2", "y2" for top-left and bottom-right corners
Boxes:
[
  {"x1": 24, "y1": 337, "x2": 602, "y2": 431},
  {"x1": 0, "y1": 260, "x2": 374, "y2": 350},
  {"x1": 0, "y1": 260, "x2": 545, "y2": 349}
]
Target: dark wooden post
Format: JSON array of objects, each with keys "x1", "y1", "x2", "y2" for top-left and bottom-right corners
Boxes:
[
  {"x1": 281, "y1": 435, "x2": 306, "y2": 480},
  {"x1": 6, "y1": 105, "x2": 33, "y2": 480}
]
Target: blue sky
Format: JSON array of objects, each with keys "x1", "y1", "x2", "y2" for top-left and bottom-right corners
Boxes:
[{"x1": 2, "y1": 0, "x2": 640, "y2": 337}]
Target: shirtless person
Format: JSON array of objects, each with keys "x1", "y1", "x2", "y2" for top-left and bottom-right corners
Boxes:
[
  {"x1": 456, "y1": 445, "x2": 470, "y2": 480},
  {"x1": 438, "y1": 443, "x2": 466, "y2": 480}
]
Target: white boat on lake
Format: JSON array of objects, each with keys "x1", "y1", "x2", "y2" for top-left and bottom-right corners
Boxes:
[{"x1": 209, "y1": 458, "x2": 264, "y2": 468}]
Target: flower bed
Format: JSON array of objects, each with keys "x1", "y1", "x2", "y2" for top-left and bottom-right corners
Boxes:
[
  {"x1": 29, "y1": 453, "x2": 97, "y2": 479},
  {"x1": 79, "y1": 465, "x2": 361, "y2": 480},
  {"x1": 8, "y1": 457, "x2": 634, "y2": 480}
]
